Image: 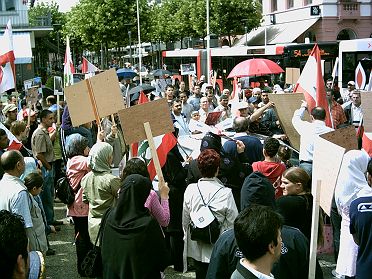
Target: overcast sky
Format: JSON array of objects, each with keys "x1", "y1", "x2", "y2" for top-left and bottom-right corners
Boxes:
[{"x1": 38, "y1": 0, "x2": 80, "y2": 12}]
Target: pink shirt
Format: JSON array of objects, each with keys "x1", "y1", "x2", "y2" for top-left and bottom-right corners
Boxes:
[
  {"x1": 66, "y1": 156, "x2": 90, "y2": 217},
  {"x1": 144, "y1": 190, "x2": 170, "y2": 227}
]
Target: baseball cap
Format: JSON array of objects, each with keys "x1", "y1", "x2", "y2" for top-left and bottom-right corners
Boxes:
[
  {"x1": 348, "y1": 81, "x2": 355, "y2": 86},
  {"x1": 235, "y1": 101, "x2": 249, "y2": 110},
  {"x1": 248, "y1": 96, "x2": 259, "y2": 104},
  {"x1": 2, "y1": 103, "x2": 17, "y2": 115}
]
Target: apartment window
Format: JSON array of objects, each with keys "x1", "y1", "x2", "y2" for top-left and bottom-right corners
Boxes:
[
  {"x1": 0, "y1": 0, "x2": 15, "y2": 11},
  {"x1": 271, "y1": 0, "x2": 277, "y2": 12},
  {"x1": 304, "y1": 0, "x2": 313, "y2": 5},
  {"x1": 287, "y1": 0, "x2": 294, "y2": 9}
]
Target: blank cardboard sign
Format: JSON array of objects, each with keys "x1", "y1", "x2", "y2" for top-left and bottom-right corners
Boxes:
[
  {"x1": 312, "y1": 136, "x2": 345, "y2": 216},
  {"x1": 361, "y1": 92, "x2": 372, "y2": 132},
  {"x1": 118, "y1": 98, "x2": 174, "y2": 144},
  {"x1": 320, "y1": 125, "x2": 358, "y2": 152},
  {"x1": 269, "y1": 93, "x2": 310, "y2": 151},
  {"x1": 64, "y1": 68, "x2": 125, "y2": 127}
]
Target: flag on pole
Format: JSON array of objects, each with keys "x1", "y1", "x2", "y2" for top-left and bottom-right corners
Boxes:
[
  {"x1": 82, "y1": 56, "x2": 99, "y2": 73},
  {"x1": 0, "y1": 20, "x2": 15, "y2": 93},
  {"x1": 294, "y1": 44, "x2": 331, "y2": 127},
  {"x1": 139, "y1": 133, "x2": 177, "y2": 180},
  {"x1": 362, "y1": 132, "x2": 372, "y2": 157},
  {"x1": 63, "y1": 36, "x2": 75, "y2": 87}
]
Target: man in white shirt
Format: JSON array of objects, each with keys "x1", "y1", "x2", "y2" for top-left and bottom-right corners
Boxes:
[
  {"x1": 292, "y1": 101, "x2": 334, "y2": 176},
  {"x1": 171, "y1": 99, "x2": 190, "y2": 136},
  {"x1": 341, "y1": 80, "x2": 355, "y2": 105},
  {"x1": 344, "y1": 91, "x2": 364, "y2": 148},
  {"x1": 231, "y1": 205, "x2": 282, "y2": 279}
]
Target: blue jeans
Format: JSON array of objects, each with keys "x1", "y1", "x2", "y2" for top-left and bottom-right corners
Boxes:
[{"x1": 40, "y1": 164, "x2": 55, "y2": 225}]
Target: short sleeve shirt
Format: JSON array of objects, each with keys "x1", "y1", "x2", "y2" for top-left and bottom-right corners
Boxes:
[{"x1": 31, "y1": 127, "x2": 55, "y2": 163}]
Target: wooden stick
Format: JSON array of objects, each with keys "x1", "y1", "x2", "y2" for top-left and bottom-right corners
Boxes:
[
  {"x1": 144, "y1": 122, "x2": 164, "y2": 185},
  {"x1": 308, "y1": 180, "x2": 321, "y2": 279},
  {"x1": 27, "y1": 102, "x2": 32, "y2": 127},
  {"x1": 56, "y1": 94, "x2": 61, "y2": 125},
  {"x1": 85, "y1": 79, "x2": 102, "y2": 130}
]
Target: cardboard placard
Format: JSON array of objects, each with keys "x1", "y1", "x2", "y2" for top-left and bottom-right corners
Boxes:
[
  {"x1": 320, "y1": 125, "x2": 358, "y2": 152},
  {"x1": 312, "y1": 136, "x2": 345, "y2": 216},
  {"x1": 26, "y1": 86, "x2": 39, "y2": 105},
  {"x1": 361, "y1": 92, "x2": 372, "y2": 132},
  {"x1": 64, "y1": 68, "x2": 125, "y2": 127},
  {"x1": 285, "y1": 68, "x2": 300, "y2": 85},
  {"x1": 118, "y1": 98, "x2": 174, "y2": 144},
  {"x1": 269, "y1": 93, "x2": 310, "y2": 151}
]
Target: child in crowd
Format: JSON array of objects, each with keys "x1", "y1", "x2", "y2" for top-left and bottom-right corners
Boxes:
[
  {"x1": 252, "y1": 137, "x2": 286, "y2": 198},
  {"x1": 24, "y1": 172, "x2": 56, "y2": 256}
]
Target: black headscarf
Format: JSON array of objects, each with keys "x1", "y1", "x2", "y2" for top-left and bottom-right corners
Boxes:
[{"x1": 108, "y1": 174, "x2": 152, "y2": 234}]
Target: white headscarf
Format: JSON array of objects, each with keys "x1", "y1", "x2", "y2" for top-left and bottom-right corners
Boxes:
[{"x1": 335, "y1": 149, "x2": 372, "y2": 215}]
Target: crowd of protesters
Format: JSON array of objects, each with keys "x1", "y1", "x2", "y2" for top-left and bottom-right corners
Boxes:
[{"x1": 0, "y1": 70, "x2": 371, "y2": 279}]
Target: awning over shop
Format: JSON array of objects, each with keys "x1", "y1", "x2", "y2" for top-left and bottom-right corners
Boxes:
[{"x1": 235, "y1": 18, "x2": 319, "y2": 46}]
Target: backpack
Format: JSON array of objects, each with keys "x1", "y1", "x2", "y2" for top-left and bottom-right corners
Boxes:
[
  {"x1": 55, "y1": 175, "x2": 75, "y2": 206},
  {"x1": 189, "y1": 184, "x2": 223, "y2": 244}
]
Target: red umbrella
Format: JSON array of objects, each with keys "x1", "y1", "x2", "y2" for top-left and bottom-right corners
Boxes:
[{"x1": 227, "y1": 58, "x2": 284, "y2": 78}]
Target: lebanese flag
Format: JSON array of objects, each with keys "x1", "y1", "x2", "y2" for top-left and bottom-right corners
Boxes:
[
  {"x1": 63, "y1": 36, "x2": 75, "y2": 87},
  {"x1": 82, "y1": 56, "x2": 99, "y2": 73},
  {"x1": 0, "y1": 122, "x2": 22, "y2": 151},
  {"x1": 131, "y1": 91, "x2": 149, "y2": 157},
  {"x1": 362, "y1": 132, "x2": 372, "y2": 157},
  {"x1": 142, "y1": 133, "x2": 177, "y2": 180},
  {"x1": 294, "y1": 44, "x2": 331, "y2": 127},
  {"x1": 0, "y1": 20, "x2": 15, "y2": 93}
]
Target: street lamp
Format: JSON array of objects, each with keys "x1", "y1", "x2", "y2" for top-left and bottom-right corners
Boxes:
[
  {"x1": 241, "y1": 19, "x2": 248, "y2": 46},
  {"x1": 53, "y1": 23, "x2": 61, "y2": 70}
]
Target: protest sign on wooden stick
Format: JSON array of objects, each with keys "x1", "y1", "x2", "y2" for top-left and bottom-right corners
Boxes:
[
  {"x1": 313, "y1": 135, "x2": 345, "y2": 216},
  {"x1": 118, "y1": 98, "x2": 174, "y2": 144},
  {"x1": 269, "y1": 93, "x2": 310, "y2": 151},
  {"x1": 320, "y1": 125, "x2": 358, "y2": 152},
  {"x1": 64, "y1": 68, "x2": 125, "y2": 127}
]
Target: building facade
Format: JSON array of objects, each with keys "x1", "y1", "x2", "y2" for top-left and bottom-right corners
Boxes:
[{"x1": 237, "y1": 0, "x2": 372, "y2": 46}]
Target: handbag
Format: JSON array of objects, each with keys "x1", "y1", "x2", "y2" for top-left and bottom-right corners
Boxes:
[
  {"x1": 81, "y1": 208, "x2": 111, "y2": 278},
  {"x1": 55, "y1": 175, "x2": 75, "y2": 206},
  {"x1": 189, "y1": 183, "x2": 223, "y2": 244}
]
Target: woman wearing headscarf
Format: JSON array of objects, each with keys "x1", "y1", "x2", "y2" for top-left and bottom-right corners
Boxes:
[
  {"x1": 187, "y1": 132, "x2": 250, "y2": 209},
  {"x1": 81, "y1": 142, "x2": 121, "y2": 243},
  {"x1": 65, "y1": 134, "x2": 92, "y2": 276},
  {"x1": 183, "y1": 149, "x2": 238, "y2": 279},
  {"x1": 101, "y1": 174, "x2": 170, "y2": 279},
  {"x1": 334, "y1": 150, "x2": 372, "y2": 278},
  {"x1": 121, "y1": 157, "x2": 170, "y2": 227}
]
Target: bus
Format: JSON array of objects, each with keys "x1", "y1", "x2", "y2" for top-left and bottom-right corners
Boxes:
[
  {"x1": 162, "y1": 42, "x2": 339, "y2": 92},
  {"x1": 338, "y1": 38, "x2": 372, "y2": 90}
]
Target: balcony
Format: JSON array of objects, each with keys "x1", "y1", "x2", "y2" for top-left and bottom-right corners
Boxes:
[
  {"x1": 0, "y1": 9, "x2": 51, "y2": 29},
  {"x1": 338, "y1": 1, "x2": 360, "y2": 20}
]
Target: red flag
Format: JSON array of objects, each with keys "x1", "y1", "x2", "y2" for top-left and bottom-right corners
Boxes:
[
  {"x1": 0, "y1": 20, "x2": 15, "y2": 92},
  {"x1": 294, "y1": 44, "x2": 331, "y2": 127},
  {"x1": 82, "y1": 56, "x2": 99, "y2": 73},
  {"x1": 131, "y1": 91, "x2": 149, "y2": 157},
  {"x1": 362, "y1": 132, "x2": 372, "y2": 156}
]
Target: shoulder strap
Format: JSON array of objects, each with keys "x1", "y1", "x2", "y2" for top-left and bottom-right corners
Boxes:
[{"x1": 196, "y1": 181, "x2": 224, "y2": 206}]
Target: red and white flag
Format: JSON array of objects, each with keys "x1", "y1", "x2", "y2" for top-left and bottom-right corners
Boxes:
[
  {"x1": 63, "y1": 36, "x2": 75, "y2": 87},
  {"x1": 0, "y1": 20, "x2": 15, "y2": 93},
  {"x1": 82, "y1": 56, "x2": 99, "y2": 73},
  {"x1": 0, "y1": 122, "x2": 22, "y2": 151},
  {"x1": 362, "y1": 132, "x2": 372, "y2": 157},
  {"x1": 294, "y1": 44, "x2": 331, "y2": 127},
  {"x1": 355, "y1": 62, "x2": 366, "y2": 90}
]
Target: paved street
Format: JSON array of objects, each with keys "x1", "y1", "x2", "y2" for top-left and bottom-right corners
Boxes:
[{"x1": 45, "y1": 201, "x2": 336, "y2": 279}]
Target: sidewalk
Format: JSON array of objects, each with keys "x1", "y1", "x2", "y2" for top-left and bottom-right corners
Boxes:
[{"x1": 44, "y1": 201, "x2": 337, "y2": 279}]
